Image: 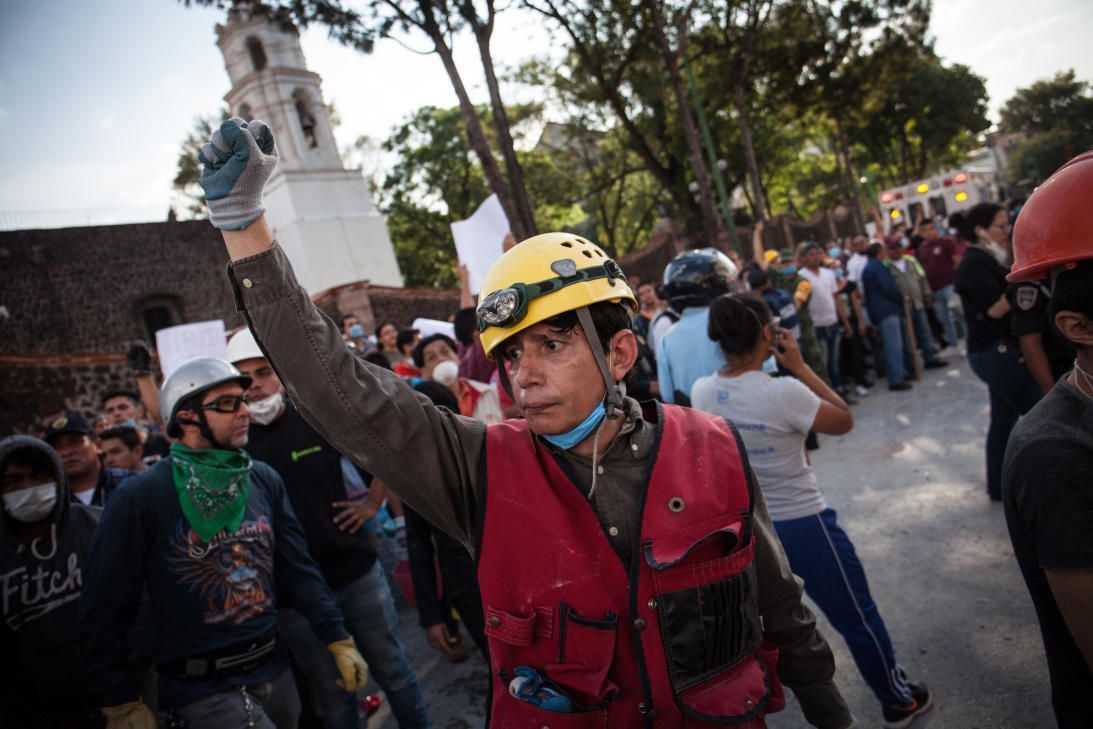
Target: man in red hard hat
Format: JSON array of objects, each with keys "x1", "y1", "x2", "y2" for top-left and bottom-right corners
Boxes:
[{"x1": 1002, "y1": 150, "x2": 1093, "y2": 729}]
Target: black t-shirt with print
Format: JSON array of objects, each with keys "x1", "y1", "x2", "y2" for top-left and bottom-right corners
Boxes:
[
  {"x1": 246, "y1": 402, "x2": 376, "y2": 590},
  {"x1": 1002, "y1": 378, "x2": 1093, "y2": 728}
]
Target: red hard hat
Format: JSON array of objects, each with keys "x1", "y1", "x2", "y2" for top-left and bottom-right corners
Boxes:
[{"x1": 1008, "y1": 150, "x2": 1093, "y2": 282}]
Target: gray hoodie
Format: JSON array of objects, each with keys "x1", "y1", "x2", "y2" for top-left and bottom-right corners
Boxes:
[{"x1": 0, "y1": 435, "x2": 102, "y2": 716}]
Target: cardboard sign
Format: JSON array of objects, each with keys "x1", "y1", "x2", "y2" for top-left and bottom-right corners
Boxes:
[
  {"x1": 451, "y1": 193, "x2": 510, "y2": 295},
  {"x1": 155, "y1": 320, "x2": 228, "y2": 379}
]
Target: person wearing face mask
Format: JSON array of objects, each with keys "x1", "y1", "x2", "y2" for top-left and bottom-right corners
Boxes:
[
  {"x1": 954, "y1": 203, "x2": 1042, "y2": 501},
  {"x1": 341, "y1": 314, "x2": 369, "y2": 352},
  {"x1": 79, "y1": 356, "x2": 369, "y2": 729},
  {"x1": 0, "y1": 436, "x2": 114, "y2": 728},
  {"x1": 226, "y1": 328, "x2": 430, "y2": 729}
]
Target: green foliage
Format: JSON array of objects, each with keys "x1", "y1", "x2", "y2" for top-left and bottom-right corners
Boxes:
[
  {"x1": 374, "y1": 103, "x2": 663, "y2": 286},
  {"x1": 999, "y1": 71, "x2": 1093, "y2": 194},
  {"x1": 999, "y1": 70, "x2": 1093, "y2": 137}
]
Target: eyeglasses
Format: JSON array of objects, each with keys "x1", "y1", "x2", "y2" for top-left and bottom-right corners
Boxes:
[
  {"x1": 476, "y1": 259, "x2": 624, "y2": 332},
  {"x1": 201, "y1": 395, "x2": 247, "y2": 414}
]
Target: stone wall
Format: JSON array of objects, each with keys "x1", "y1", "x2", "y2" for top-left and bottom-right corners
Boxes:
[
  {"x1": 0, "y1": 354, "x2": 140, "y2": 435},
  {"x1": 0, "y1": 220, "x2": 241, "y2": 354}
]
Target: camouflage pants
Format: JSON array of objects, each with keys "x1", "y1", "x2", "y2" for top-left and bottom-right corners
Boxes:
[{"x1": 798, "y1": 311, "x2": 830, "y2": 384}]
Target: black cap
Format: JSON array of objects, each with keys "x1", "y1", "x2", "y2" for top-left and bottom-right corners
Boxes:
[{"x1": 42, "y1": 413, "x2": 93, "y2": 442}]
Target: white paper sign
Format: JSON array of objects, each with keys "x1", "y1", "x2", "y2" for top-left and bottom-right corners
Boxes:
[
  {"x1": 412, "y1": 317, "x2": 456, "y2": 341},
  {"x1": 155, "y1": 320, "x2": 228, "y2": 379},
  {"x1": 451, "y1": 193, "x2": 510, "y2": 295}
]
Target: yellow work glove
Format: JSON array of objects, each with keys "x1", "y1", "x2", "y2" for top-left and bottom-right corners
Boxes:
[
  {"x1": 102, "y1": 699, "x2": 157, "y2": 729},
  {"x1": 327, "y1": 637, "x2": 369, "y2": 692}
]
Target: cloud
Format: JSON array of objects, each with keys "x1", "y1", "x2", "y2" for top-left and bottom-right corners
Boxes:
[
  {"x1": 99, "y1": 113, "x2": 114, "y2": 129},
  {"x1": 0, "y1": 108, "x2": 9, "y2": 126}
]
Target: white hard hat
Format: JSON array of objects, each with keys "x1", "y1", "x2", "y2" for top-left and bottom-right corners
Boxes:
[
  {"x1": 160, "y1": 357, "x2": 251, "y2": 437},
  {"x1": 226, "y1": 328, "x2": 265, "y2": 365}
]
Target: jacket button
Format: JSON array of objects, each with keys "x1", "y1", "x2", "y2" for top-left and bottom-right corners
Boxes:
[
  {"x1": 633, "y1": 618, "x2": 647, "y2": 631},
  {"x1": 488, "y1": 615, "x2": 501, "y2": 628},
  {"x1": 647, "y1": 598, "x2": 657, "y2": 609},
  {"x1": 745, "y1": 699, "x2": 755, "y2": 711},
  {"x1": 242, "y1": 278, "x2": 254, "y2": 288}
]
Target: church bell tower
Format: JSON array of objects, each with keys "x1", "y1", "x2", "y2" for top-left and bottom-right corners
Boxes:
[{"x1": 216, "y1": 9, "x2": 403, "y2": 291}]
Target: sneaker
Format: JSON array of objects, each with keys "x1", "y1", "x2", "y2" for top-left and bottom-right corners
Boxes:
[
  {"x1": 855, "y1": 385, "x2": 870, "y2": 398},
  {"x1": 882, "y1": 683, "x2": 934, "y2": 729},
  {"x1": 923, "y1": 359, "x2": 948, "y2": 369},
  {"x1": 889, "y1": 382, "x2": 913, "y2": 391}
]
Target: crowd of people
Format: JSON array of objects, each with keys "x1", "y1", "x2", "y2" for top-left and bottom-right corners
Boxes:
[{"x1": 2, "y1": 117, "x2": 1089, "y2": 729}]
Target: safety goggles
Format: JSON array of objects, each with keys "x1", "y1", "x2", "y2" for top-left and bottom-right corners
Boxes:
[
  {"x1": 201, "y1": 394, "x2": 247, "y2": 414},
  {"x1": 476, "y1": 259, "x2": 624, "y2": 332}
]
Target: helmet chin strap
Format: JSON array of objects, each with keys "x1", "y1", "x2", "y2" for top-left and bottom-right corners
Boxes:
[
  {"x1": 575, "y1": 306, "x2": 626, "y2": 419},
  {"x1": 177, "y1": 411, "x2": 230, "y2": 451}
]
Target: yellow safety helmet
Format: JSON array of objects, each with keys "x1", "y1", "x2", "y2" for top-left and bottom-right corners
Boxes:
[{"x1": 476, "y1": 232, "x2": 637, "y2": 359}]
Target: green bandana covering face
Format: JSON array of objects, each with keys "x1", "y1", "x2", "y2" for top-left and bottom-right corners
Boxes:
[{"x1": 170, "y1": 442, "x2": 253, "y2": 542}]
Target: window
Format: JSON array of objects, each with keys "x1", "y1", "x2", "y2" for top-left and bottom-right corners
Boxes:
[
  {"x1": 246, "y1": 37, "x2": 267, "y2": 72},
  {"x1": 134, "y1": 295, "x2": 182, "y2": 342}
]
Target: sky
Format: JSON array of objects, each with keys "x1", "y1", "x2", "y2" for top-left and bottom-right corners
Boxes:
[{"x1": 0, "y1": 0, "x2": 1090, "y2": 229}]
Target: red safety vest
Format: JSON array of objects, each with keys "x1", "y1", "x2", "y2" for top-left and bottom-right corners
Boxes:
[{"x1": 479, "y1": 403, "x2": 785, "y2": 728}]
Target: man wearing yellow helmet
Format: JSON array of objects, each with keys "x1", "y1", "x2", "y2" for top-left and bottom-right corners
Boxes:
[{"x1": 199, "y1": 118, "x2": 852, "y2": 729}]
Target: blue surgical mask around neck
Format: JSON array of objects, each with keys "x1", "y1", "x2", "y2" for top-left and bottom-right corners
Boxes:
[
  {"x1": 542, "y1": 401, "x2": 607, "y2": 450},
  {"x1": 762, "y1": 355, "x2": 778, "y2": 375},
  {"x1": 348, "y1": 324, "x2": 364, "y2": 339}
]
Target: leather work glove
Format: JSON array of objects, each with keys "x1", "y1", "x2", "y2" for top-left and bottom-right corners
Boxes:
[
  {"x1": 101, "y1": 699, "x2": 157, "y2": 729},
  {"x1": 198, "y1": 117, "x2": 278, "y2": 230},
  {"x1": 327, "y1": 637, "x2": 369, "y2": 692}
]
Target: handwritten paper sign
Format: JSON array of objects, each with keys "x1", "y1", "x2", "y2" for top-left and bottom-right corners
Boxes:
[
  {"x1": 451, "y1": 193, "x2": 510, "y2": 295},
  {"x1": 155, "y1": 320, "x2": 228, "y2": 379}
]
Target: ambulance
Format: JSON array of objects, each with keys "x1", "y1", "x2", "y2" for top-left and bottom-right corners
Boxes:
[{"x1": 877, "y1": 168, "x2": 995, "y2": 233}]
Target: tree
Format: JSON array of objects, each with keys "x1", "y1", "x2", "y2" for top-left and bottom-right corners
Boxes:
[
  {"x1": 171, "y1": 108, "x2": 228, "y2": 219},
  {"x1": 999, "y1": 71, "x2": 1093, "y2": 193},
  {"x1": 999, "y1": 70, "x2": 1093, "y2": 138},
  {"x1": 374, "y1": 103, "x2": 662, "y2": 285}
]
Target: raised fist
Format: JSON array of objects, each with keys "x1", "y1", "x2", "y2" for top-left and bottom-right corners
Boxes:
[{"x1": 199, "y1": 117, "x2": 278, "y2": 230}]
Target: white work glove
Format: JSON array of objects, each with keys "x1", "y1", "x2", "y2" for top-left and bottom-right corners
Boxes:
[{"x1": 199, "y1": 117, "x2": 278, "y2": 230}]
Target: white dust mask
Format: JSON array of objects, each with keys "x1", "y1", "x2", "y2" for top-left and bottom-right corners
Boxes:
[
  {"x1": 3, "y1": 482, "x2": 57, "y2": 523},
  {"x1": 432, "y1": 360, "x2": 459, "y2": 386},
  {"x1": 248, "y1": 391, "x2": 284, "y2": 425}
]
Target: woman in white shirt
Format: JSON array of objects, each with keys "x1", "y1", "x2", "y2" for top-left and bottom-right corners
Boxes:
[{"x1": 691, "y1": 293, "x2": 932, "y2": 729}]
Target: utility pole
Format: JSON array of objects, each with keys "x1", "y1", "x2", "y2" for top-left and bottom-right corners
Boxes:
[{"x1": 684, "y1": 56, "x2": 740, "y2": 254}]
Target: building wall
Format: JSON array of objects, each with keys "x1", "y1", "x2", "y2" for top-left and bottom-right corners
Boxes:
[
  {"x1": 0, "y1": 220, "x2": 242, "y2": 434},
  {"x1": 0, "y1": 221, "x2": 241, "y2": 355}
]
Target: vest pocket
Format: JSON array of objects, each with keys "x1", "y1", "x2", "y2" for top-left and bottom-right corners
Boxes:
[
  {"x1": 491, "y1": 689, "x2": 609, "y2": 729},
  {"x1": 544, "y1": 603, "x2": 621, "y2": 707},
  {"x1": 677, "y1": 642, "x2": 783, "y2": 726}
]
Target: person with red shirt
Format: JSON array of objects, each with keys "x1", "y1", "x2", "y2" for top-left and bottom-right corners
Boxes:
[{"x1": 917, "y1": 219, "x2": 962, "y2": 351}]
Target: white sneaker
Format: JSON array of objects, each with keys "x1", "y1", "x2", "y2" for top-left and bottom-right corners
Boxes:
[{"x1": 855, "y1": 385, "x2": 870, "y2": 398}]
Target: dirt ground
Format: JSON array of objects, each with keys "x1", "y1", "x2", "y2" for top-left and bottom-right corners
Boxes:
[{"x1": 369, "y1": 355, "x2": 1054, "y2": 729}]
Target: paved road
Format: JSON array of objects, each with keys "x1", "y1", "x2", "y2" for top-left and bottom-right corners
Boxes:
[{"x1": 368, "y1": 354, "x2": 1053, "y2": 729}]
